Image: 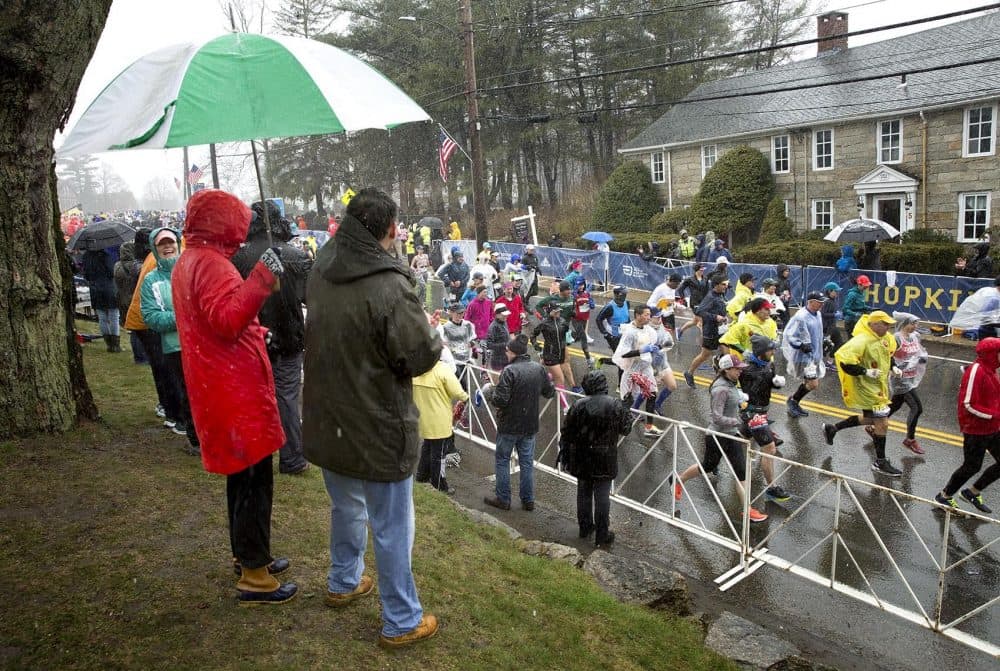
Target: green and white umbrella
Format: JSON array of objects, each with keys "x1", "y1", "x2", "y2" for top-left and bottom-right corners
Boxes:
[{"x1": 58, "y1": 32, "x2": 430, "y2": 155}]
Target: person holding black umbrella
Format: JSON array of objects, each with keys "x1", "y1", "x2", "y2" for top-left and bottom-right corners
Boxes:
[{"x1": 81, "y1": 246, "x2": 121, "y2": 352}]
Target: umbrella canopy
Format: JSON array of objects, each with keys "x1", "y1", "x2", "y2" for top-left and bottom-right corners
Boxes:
[
  {"x1": 57, "y1": 33, "x2": 430, "y2": 155},
  {"x1": 67, "y1": 220, "x2": 136, "y2": 252},
  {"x1": 823, "y1": 218, "x2": 900, "y2": 243},
  {"x1": 418, "y1": 216, "x2": 444, "y2": 230},
  {"x1": 582, "y1": 231, "x2": 613, "y2": 243}
]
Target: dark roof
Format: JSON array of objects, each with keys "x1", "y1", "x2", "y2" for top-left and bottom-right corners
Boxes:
[{"x1": 621, "y1": 11, "x2": 1000, "y2": 151}]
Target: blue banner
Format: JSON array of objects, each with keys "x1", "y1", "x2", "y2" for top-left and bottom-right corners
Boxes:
[{"x1": 448, "y1": 241, "x2": 985, "y2": 323}]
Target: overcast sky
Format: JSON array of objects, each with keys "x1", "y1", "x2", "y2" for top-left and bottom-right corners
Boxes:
[{"x1": 58, "y1": 0, "x2": 994, "y2": 207}]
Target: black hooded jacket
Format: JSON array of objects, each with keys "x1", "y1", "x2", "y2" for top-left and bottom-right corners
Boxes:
[
  {"x1": 560, "y1": 373, "x2": 632, "y2": 479},
  {"x1": 964, "y1": 243, "x2": 994, "y2": 278},
  {"x1": 302, "y1": 213, "x2": 442, "y2": 481},
  {"x1": 231, "y1": 208, "x2": 312, "y2": 356}
]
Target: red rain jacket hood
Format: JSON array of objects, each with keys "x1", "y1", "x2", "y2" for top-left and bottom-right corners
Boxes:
[
  {"x1": 172, "y1": 189, "x2": 284, "y2": 474},
  {"x1": 957, "y1": 337, "x2": 1000, "y2": 435}
]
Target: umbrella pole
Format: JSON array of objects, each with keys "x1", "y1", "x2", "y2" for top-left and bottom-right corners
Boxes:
[{"x1": 250, "y1": 140, "x2": 274, "y2": 248}]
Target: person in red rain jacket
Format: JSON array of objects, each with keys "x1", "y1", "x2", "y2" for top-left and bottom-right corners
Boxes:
[
  {"x1": 172, "y1": 189, "x2": 297, "y2": 606},
  {"x1": 935, "y1": 337, "x2": 1000, "y2": 514}
]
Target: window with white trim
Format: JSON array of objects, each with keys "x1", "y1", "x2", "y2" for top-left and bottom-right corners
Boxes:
[
  {"x1": 959, "y1": 192, "x2": 991, "y2": 241},
  {"x1": 813, "y1": 129, "x2": 833, "y2": 170},
  {"x1": 877, "y1": 119, "x2": 902, "y2": 164},
  {"x1": 812, "y1": 199, "x2": 833, "y2": 230},
  {"x1": 772, "y1": 135, "x2": 790, "y2": 173},
  {"x1": 701, "y1": 144, "x2": 717, "y2": 177},
  {"x1": 964, "y1": 105, "x2": 996, "y2": 157},
  {"x1": 650, "y1": 151, "x2": 665, "y2": 183}
]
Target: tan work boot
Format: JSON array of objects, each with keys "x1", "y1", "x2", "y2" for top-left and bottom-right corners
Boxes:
[
  {"x1": 237, "y1": 566, "x2": 297, "y2": 607},
  {"x1": 378, "y1": 614, "x2": 439, "y2": 648},
  {"x1": 325, "y1": 575, "x2": 374, "y2": 608}
]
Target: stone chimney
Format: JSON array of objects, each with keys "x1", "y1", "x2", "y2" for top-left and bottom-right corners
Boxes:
[{"x1": 817, "y1": 11, "x2": 848, "y2": 55}]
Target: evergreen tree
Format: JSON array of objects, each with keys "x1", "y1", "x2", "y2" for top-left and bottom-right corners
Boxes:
[
  {"x1": 689, "y1": 146, "x2": 774, "y2": 245},
  {"x1": 758, "y1": 195, "x2": 796, "y2": 243},
  {"x1": 591, "y1": 161, "x2": 660, "y2": 233}
]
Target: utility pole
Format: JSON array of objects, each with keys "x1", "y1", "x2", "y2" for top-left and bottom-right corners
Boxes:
[
  {"x1": 209, "y1": 144, "x2": 220, "y2": 188},
  {"x1": 182, "y1": 146, "x2": 190, "y2": 201},
  {"x1": 459, "y1": 0, "x2": 488, "y2": 246}
]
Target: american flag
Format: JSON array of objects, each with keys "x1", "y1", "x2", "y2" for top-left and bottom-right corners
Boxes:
[
  {"x1": 187, "y1": 163, "x2": 204, "y2": 185},
  {"x1": 438, "y1": 130, "x2": 458, "y2": 182}
]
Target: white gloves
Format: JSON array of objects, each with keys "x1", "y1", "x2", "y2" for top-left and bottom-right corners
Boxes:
[
  {"x1": 865, "y1": 368, "x2": 881, "y2": 379},
  {"x1": 772, "y1": 375, "x2": 786, "y2": 388}
]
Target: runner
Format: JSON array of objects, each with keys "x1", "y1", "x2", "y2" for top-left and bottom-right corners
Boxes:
[
  {"x1": 648, "y1": 308, "x2": 677, "y2": 414},
  {"x1": 758, "y1": 278, "x2": 786, "y2": 328},
  {"x1": 719, "y1": 297, "x2": 778, "y2": 356},
  {"x1": 820, "y1": 281, "x2": 844, "y2": 361},
  {"x1": 842, "y1": 275, "x2": 874, "y2": 336},
  {"x1": 571, "y1": 278, "x2": 595, "y2": 368},
  {"x1": 409, "y1": 245, "x2": 431, "y2": 308},
  {"x1": 438, "y1": 304, "x2": 477, "y2": 390},
  {"x1": 726, "y1": 272, "x2": 756, "y2": 321},
  {"x1": 595, "y1": 286, "x2": 631, "y2": 378},
  {"x1": 531, "y1": 302, "x2": 576, "y2": 408},
  {"x1": 868, "y1": 312, "x2": 927, "y2": 455},
  {"x1": 822, "y1": 311, "x2": 904, "y2": 477},
  {"x1": 934, "y1": 337, "x2": 1000, "y2": 514},
  {"x1": 495, "y1": 282, "x2": 526, "y2": 336},
  {"x1": 738, "y1": 336, "x2": 790, "y2": 503},
  {"x1": 677, "y1": 263, "x2": 710, "y2": 340},
  {"x1": 683, "y1": 275, "x2": 729, "y2": 388},
  {"x1": 647, "y1": 273, "x2": 682, "y2": 334},
  {"x1": 674, "y1": 353, "x2": 768, "y2": 523},
  {"x1": 612, "y1": 305, "x2": 663, "y2": 437},
  {"x1": 781, "y1": 291, "x2": 826, "y2": 417}
]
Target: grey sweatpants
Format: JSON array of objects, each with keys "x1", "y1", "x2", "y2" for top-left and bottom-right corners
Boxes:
[{"x1": 271, "y1": 351, "x2": 307, "y2": 473}]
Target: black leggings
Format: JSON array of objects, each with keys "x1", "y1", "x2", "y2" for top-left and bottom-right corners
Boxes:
[
  {"x1": 887, "y1": 390, "x2": 922, "y2": 440},
  {"x1": 943, "y1": 432, "x2": 1000, "y2": 496}
]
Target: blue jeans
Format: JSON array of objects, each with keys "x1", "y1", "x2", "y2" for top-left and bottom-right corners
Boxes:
[
  {"x1": 495, "y1": 433, "x2": 536, "y2": 504},
  {"x1": 321, "y1": 470, "x2": 423, "y2": 637},
  {"x1": 96, "y1": 308, "x2": 119, "y2": 336}
]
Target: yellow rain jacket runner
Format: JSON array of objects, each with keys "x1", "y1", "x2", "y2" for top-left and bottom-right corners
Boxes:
[
  {"x1": 726, "y1": 282, "x2": 754, "y2": 321},
  {"x1": 834, "y1": 314, "x2": 897, "y2": 410},
  {"x1": 719, "y1": 312, "x2": 778, "y2": 353}
]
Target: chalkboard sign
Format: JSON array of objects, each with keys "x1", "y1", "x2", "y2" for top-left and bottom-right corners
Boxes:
[{"x1": 511, "y1": 218, "x2": 530, "y2": 242}]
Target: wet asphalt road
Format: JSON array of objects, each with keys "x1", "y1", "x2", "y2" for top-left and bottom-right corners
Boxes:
[{"x1": 437, "y1": 286, "x2": 999, "y2": 671}]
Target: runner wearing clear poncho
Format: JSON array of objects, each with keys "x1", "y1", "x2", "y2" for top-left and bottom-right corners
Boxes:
[{"x1": 872, "y1": 312, "x2": 927, "y2": 454}]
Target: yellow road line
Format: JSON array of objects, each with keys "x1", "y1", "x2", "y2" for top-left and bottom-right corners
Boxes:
[{"x1": 565, "y1": 346, "x2": 963, "y2": 447}]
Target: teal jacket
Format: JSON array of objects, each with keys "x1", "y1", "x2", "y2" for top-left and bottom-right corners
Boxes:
[
  {"x1": 842, "y1": 286, "x2": 873, "y2": 323},
  {"x1": 140, "y1": 227, "x2": 181, "y2": 354}
]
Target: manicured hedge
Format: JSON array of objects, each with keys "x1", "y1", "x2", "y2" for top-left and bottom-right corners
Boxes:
[
  {"x1": 736, "y1": 240, "x2": 842, "y2": 266},
  {"x1": 738, "y1": 239, "x2": 967, "y2": 275}
]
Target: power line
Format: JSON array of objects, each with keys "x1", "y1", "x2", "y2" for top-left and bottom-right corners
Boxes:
[
  {"x1": 474, "y1": 4, "x2": 1000, "y2": 96},
  {"x1": 475, "y1": 0, "x2": 747, "y2": 31}
]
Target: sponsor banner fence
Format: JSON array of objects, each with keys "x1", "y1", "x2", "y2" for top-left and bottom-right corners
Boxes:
[{"x1": 449, "y1": 241, "x2": 989, "y2": 324}]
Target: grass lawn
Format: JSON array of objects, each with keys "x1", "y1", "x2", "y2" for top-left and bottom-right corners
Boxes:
[{"x1": 0, "y1": 322, "x2": 734, "y2": 670}]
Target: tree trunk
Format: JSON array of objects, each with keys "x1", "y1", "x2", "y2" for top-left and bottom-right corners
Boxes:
[{"x1": 0, "y1": 0, "x2": 110, "y2": 438}]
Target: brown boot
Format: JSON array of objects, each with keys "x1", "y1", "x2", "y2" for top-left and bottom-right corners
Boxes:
[
  {"x1": 237, "y1": 566, "x2": 297, "y2": 607},
  {"x1": 378, "y1": 614, "x2": 439, "y2": 648}
]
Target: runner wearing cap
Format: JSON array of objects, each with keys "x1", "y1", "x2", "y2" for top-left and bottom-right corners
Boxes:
[
  {"x1": 726, "y1": 273, "x2": 756, "y2": 321},
  {"x1": 595, "y1": 286, "x2": 631, "y2": 380},
  {"x1": 612, "y1": 305, "x2": 663, "y2": 438},
  {"x1": 647, "y1": 273, "x2": 682, "y2": 334},
  {"x1": 738, "y1": 335, "x2": 790, "y2": 502},
  {"x1": 758, "y1": 278, "x2": 786, "y2": 327},
  {"x1": 842, "y1": 275, "x2": 874, "y2": 337},
  {"x1": 495, "y1": 281, "x2": 526, "y2": 336},
  {"x1": 683, "y1": 275, "x2": 730, "y2": 388},
  {"x1": 531, "y1": 301, "x2": 577, "y2": 408},
  {"x1": 781, "y1": 291, "x2": 827, "y2": 417},
  {"x1": 867, "y1": 312, "x2": 927, "y2": 455},
  {"x1": 823, "y1": 311, "x2": 904, "y2": 477},
  {"x1": 486, "y1": 303, "x2": 512, "y2": 376},
  {"x1": 820, "y1": 281, "x2": 844, "y2": 359},
  {"x1": 648, "y1": 308, "x2": 677, "y2": 414},
  {"x1": 673, "y1": 353, "x2": 768, "y2": 523},
  {"x1": 571, "y1": 278, "x2": 596, "y2": 368}
]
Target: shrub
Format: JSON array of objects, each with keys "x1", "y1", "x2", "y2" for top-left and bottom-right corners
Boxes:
[
  {"x1": 758, "y1": 196, "x2": 796, "y2": 244},
  {"x1": 736, "y1": 240, "x2": 842, "y2": 266},
  {"x1": 591, "y1": 161, "x2": 662, "y2": 233},
  {"x1": 880, "y1": 241, "x2": 966, "y2": 274},
  {"x1": 650, "y1": 208, "x2": 691, "y2": 234},
  {"x1": 599, "y1": 232, "x2": 679, "y2": 255},
  {"x1": 689, "y1": 145, "x2": 774, "y2": 244},
  {"x1": 900, "y1": 228, "x2": 954, "y2": 244}
]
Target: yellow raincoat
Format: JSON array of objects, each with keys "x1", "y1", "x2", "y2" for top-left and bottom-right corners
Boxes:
[
  {"x1": 834, "y1": 314, "x2": 897, "y2": 410},
  {"x1": 719, "y1": 312, "x2": 777, "y2": 353},
  {"x1": 726, "y1": 282, "x2": 754, "y2": 321},
  {"x1": 448, "y1": 221, "x2": 462, "y2": 240}
]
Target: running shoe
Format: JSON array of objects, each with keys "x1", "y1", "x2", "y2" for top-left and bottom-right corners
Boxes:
[
  {"x1": 155, "y1": 404, "x2": 166, "y2": 418},
  {"x1": 163, "y1": 419, "x2": 178, "y2": 429},
  {"x1": 871, "y1": 459, "x2": 902, "y2": 477},
  {"x1": 643, "y1": 425, "x2": 664, "y2": 438},
  {"x1": 902, "y1": 438, "x2": 925, "y2": 455},
  {"x1": 746, "y1": 507, "x2": 768, "y2": 523},
  {"x1": 786, "y1": 399, "x2": 808, "y2": 417},
  {"x1": 170, "y1": 422, "x2": 188, "y2": 437},
  {"x1": 822, "y1": 423, "x2": 837, "y2": 446},
  {"x1": 934, "y1": 492, "x2": 960, "y2": 510},
  {"x1": 473, "y1": 390, "x2": 483, "y2": 407},
  {"x1": 765, "y1": 486, "x2": 791, "y2": 502},
  {"x1": 571, "y1": 386, "x2": 584, "y2": 394},
  {"x1": 587, "y1": 335, "x2": 595, "y2": 344},
  {"x1": 683, "y1": 371, "x2": 695, "y2": 388},
  {"x1": 960, "y1": 488, "x2": 993, "y2": 514},
  {"x1": 864, "y1": 425, "x2": 875, "y2": 438}
]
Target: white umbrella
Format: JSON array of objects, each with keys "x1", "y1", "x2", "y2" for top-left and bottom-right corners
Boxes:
[{"x1": 823, "y1": 218, "x2": 900, "y2": 243}]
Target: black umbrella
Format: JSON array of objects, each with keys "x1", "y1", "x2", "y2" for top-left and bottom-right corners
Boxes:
[
  {"x1": 419, "y1": 216, "x2": 444, "y2": 230},
  {"x1": 67, "y1": 220, "x2": 136, "y2": 251}
]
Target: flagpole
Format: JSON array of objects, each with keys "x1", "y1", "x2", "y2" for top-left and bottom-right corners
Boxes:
[
  {"x1": 182, "y1": 147, "x2": 191, "y2": 202},
  {"x1": 439, "y1": 123, "x2": 471, "y2": 163}
]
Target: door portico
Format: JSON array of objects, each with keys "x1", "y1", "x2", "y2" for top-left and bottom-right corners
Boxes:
[{"x1": 854, "y1": 165, "x2": 919, "y2": 233}]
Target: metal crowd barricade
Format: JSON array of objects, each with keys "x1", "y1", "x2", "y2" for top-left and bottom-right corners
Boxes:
[{"x1": 453, "y1": 361, "x2": 1000, "y2": 660}]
